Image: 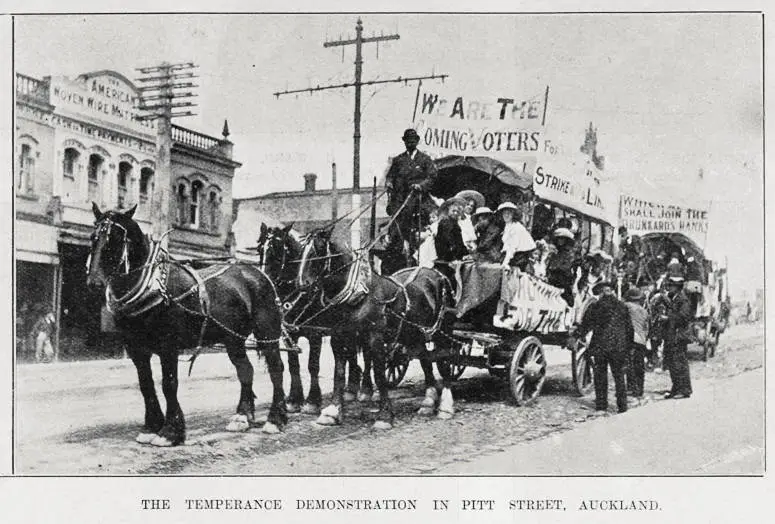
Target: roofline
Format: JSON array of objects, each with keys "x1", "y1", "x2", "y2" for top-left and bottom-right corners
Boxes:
[
  {"x1": 76, "y1": 70, "x2": 140, "y2": 93},
  {"x1": 234, "y1": 187, "x2": 383, "y2": 202}
]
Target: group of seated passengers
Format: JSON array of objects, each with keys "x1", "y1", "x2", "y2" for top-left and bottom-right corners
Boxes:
[{"x1": 414, "y1": 190, "x2": 610, "y2": 304}]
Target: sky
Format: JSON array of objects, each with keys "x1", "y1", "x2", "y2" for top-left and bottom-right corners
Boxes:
[{"x1": 13, "y1": 13, "x2": 763, "y2": 299}]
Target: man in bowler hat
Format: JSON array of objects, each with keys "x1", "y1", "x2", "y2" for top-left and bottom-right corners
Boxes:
[
  {"x1": 385, "y1": 128, "x2": 439, "y2": 261},
  {"x1": 571, "y1": 280, "x2": 634, "y2": 413},
  {"x1": 662, "y1": 272, "x2": 694, "y2": 399}
]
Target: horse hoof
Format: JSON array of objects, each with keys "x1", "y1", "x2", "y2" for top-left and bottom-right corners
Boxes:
[
  {"x1": 373, "y1": 420, "x2": 392, "y2": 430},
  {"x1": 357, "y1": 392, "x2": 371, "y2": 403},
  {"x1": 437, "y1": 410, "x2": 454, "y2": 420},
  {"x1": 262, "y1": 422, "x2": 281, "y2": 434},
  {"x1": 136, "y1": 432, "x2": 157, "y2": 444},
  {"x1": 301, "y1": 403, "x2": 321, "y2": 415},
  {"x1": 315, "y1": 414, "x2": 340, "y2": 426},
  {"x1": 321, "y1": 405, "x2": 340, "y2": 418},
  {"x1": 343, "y1": 391, "x2": 357, "y2": 402},
  {"x1": 226, "y1": 414, "x2": 250, "y2": 432},
  {"x1": 420, "y1": 397, "x2": 436, "y2": 408},
  {"x1": 417, "y1": 406, "x2": 435, "y2": 416},
  {"x1": 150, "y1": 435, "x2": 175, "y2": 447},
  {"x1": 286, "y1": 403, "x2": 301, "y2": 414}
]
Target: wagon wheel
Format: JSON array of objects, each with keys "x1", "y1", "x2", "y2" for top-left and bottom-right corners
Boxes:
[
  {"x1": 437, "y1": 339, "x2": 471, "y2": 381},
  {"x1": 572, "y1": 332, "x2": 594, "y2": 396},
  {"x1": 384, "y1": 343, "x2": 410, "y2": 388},
  {"x1": 508, "y1": 336, "x2": 547, "y2": 406}
]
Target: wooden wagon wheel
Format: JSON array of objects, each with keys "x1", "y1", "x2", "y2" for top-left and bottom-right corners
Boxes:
[
  {"x1": 437, "y1": 339, "x2": 471, "y2": 381},
  {"x1": 383, "y1": 343, "x2": 410, "y2": 388},
  {"x1": 572, "y1": 332, "x2": 594, "y2": 396},
  {"x1": 508, "y1": 336, "x2": 547, "y2": 406}
]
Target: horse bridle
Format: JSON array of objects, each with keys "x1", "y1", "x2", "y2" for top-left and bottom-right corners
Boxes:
[
  {"x1": 260, "y1": 230, "x2": 295, "y2": 285},
  {"x1": 298, "y1": 234, "x2": 336, "y2": 289},
  {"x1": 86, "y1": 216, "x2": 131, "y2": 279}
]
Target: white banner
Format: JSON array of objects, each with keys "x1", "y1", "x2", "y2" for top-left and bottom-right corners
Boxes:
[
  {"x1": 411, "y1": 84, "x2": 618, "y2": 225},
  {"x1": 493, "y1": 272, "x2": 574, "y2": 334},
  {"x1": 619, "y1": 193, "x2": 711, "y2": 247},
  {"x1": 535, "y1": 151, "x2": 619, "y2": 225},
  {"x1": 412, "y1": 84, "x2": 548, "y2": 161}
]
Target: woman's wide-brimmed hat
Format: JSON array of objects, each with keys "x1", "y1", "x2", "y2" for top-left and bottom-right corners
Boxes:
[
  {"x1": 496, "y1": 201, "x2": 519, "y2": 213},
  {"x1": 553, "y1": 227, "x2": 575, "y2": 240},
  {"x1": 455, "y1": 190, "x2": 486, "y2": 210},
  {"x1": 472, "y1": 206, "x2": 494, "y2": 217},
  {"x1": 439, "y1": 196, "x2": 467, "y2": 213}
]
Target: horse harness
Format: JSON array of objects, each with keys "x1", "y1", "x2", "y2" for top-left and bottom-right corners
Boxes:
[
  {"x1": 383, "y1": 266, "x2": 449, "y2": 343},
  {"x1": 99, "y1": 228, "x2": 289, "y2": 372}
]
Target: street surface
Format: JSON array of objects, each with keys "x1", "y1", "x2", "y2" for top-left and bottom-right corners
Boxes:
[{"x1": 15, "y1": 323, "x2": 763, "y2": 475}]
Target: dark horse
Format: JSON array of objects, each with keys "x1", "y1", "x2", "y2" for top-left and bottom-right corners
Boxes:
[
  {"x1": 297, "y1": 228, "x2": 458, "y2": 429},
  {"x1": 85, "y1": 204, "x2": 287, "y2": 446},
  {"x1": 256, "y1": 223, "x2": 366, "y2": 414}
]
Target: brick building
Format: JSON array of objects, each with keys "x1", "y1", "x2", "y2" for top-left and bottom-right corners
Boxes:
[
  {"x1": 15, "y1": 70, "x2": 241, "y2": 361},
  {"x1": 233, "y1": 170, "x2": 389, "y2": 254}
]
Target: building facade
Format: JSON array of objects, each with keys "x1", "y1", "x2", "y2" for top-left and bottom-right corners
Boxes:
[
  {"x1": 232, "y1": 172, "x2": 389, "y2": 255},
  {"x1": 15, "y1": 70, "x2": 241, "y2": 361}
]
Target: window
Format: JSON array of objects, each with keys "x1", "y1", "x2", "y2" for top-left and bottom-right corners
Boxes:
[
  {"x1": 139, "y1": 167, "x2": 154, "y2": 205},
  {"x1": 176, "y1": 183, "x2": 188, "y2": 225},
  {"x1": 87, "y1": 154, "x2": 104, "y2": 203},
  {"x1": 63, "y1": 148, "x2": 80, "y2": 179},
  {"x1": 117, "y1": 161, "x2": 132, "y2": 208},
  {"x1": 17, "y1": 144, "x2": 35, "y2": 193},
  {"x1": 208, "y1": 190, "x2": 221, "y2": 232},
  {"x1": 190, "y1": 181, "x2": 204, "y2": 228}
]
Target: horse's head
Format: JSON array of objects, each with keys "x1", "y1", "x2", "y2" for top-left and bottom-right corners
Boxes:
[
  {"x1": 257, "y1": 222, "x2": 300, "y2": 284},
  {"x1": 297, "y1": 227, "x2": 338, "y2": 290},
  {"x1": 86, "y1": 202, "x2": 146, "y2": 289}
]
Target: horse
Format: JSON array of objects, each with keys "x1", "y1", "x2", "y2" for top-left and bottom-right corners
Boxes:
[
  {"x1": 85, "y1": 203, "x2": 288, "y2": 446},
  {"x1": 297, "y1": 228, "x2": 458, "y2": 429},
  {"x1": 256, "y1": 223, "x2": 367, "y2": 414}
]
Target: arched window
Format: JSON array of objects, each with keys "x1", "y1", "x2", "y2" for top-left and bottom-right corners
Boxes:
[
  {"x1": 208, "y1": 189, "x2": 221, "y2": 232},
  {"x1": 190, "y1": 180, "x2": 204, "y2": 228},
  {"x1": 87, "y1": 154, "x2": 104, "y2": 203},
  {"x1": 17, "y1": 144, "x2": 35, "y2": 194},
  {"x1": 176, "y1": 182, "x2": 188, "y2": 225},
  {"x1": 139, "y1": 167, "x2": 154, "y2": 208},
  {"x1": 117, "y1": 161, "x2": 132, "y2": 209},
  {"x1": 63, "y1": 148, "x2": 80, "y2": 179}
]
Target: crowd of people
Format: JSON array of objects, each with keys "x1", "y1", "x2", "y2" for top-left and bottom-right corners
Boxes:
[{"x1": 380, "y1": 128, "x2": 725, "y2": 415}]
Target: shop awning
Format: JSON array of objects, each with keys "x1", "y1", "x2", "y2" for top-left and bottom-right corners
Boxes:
[{"x1": 15, "y1": 221, "x2": 60, "y2": 265}]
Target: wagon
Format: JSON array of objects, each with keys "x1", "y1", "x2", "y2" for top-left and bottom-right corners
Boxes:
[
  {"x1": 628, "y1": 232, "x2": 729, "y2": 361},
  {"x1": 381, "y1": 153, "x2": 616, "y2": 403}
]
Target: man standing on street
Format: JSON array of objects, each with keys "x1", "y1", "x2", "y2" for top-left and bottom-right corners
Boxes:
[
  {"x1": 663, "y1": 271, "x2": 694, "y2": 399},
  {"x1": 385, "y1": 128, "x2": 439, "y2": 261},
  {"x1": 624, "y1": 287, "x2": 649, "y2": 401},
  {"x1": 572, "y1": 280, "x2": 634, "y2": 414}
]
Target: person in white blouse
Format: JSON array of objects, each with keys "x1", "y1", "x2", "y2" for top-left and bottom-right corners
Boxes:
[
  {"x1": 454, "y1": 190, "x2": 485, "y2": 253},
  {"x1": 497, "y1": 202, "x2": 536, "y2": 271}
]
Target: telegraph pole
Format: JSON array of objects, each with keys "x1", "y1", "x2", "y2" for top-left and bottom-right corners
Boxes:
[
  {"x1": 135, "y1": 62, "x2": 198, "y2": 239},
  {"x1": 274, "y1": 18, "x2": 447, "y2": 248}
]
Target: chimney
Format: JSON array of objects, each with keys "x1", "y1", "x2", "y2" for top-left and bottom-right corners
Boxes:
[{"x1": 303, "y1": 173, "x2": 317, "y2": 192}]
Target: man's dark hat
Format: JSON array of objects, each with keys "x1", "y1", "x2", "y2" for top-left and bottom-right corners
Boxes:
[
  {"x1": 592, "y1": 280, "x2": 616, "y2": 295},
  {"x1": 625, "y1": 287, "x2": 645, "y2": 302},
  {"x1": 402, "y1": 128, "x2": 420, "y2": 141}
]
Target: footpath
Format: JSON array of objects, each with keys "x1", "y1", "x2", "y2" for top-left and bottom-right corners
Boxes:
[{"x1": 438, "y1": 367, "x2": 764, "y2": 475}]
